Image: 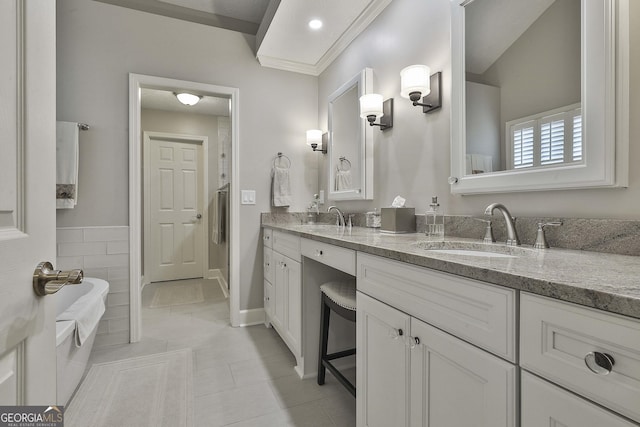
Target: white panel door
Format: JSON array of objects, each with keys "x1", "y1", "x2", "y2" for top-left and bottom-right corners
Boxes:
[
  {"x1": 147, "y1": 134, "x2": 204, "y2": 282},
  {"x1": 409, "y1": 317, "x2": 517, "y2": 427},
  {"x1": 357, "y1": 292, "x2": 411, "y2": 427},
  {"x1": 0, "y1": 1, "x2": 57, "y2": 404}
]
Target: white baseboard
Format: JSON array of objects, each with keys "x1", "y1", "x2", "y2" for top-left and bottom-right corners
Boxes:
[
  {"x1": 207, "y1": 268, "x2": 220, "y2": 280},
  {"x1": 208, "y1": 269, "x2": 229, "y2": 298},
  {"x1": 237, "y1": 308, "x2": 266, "y2": 327}
]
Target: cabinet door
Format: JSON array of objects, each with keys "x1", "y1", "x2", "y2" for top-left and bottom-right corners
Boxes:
[
  {"x1": 264, "y1": 279, "x2": 273, "y2": 325},
  {"x1": 272, "y1": 252, "x2": 286, "y2": 332},
  {"x1": 283, "y1": 257, "x2": 301, "y2": 355},
  {"x1": 273, "y1": 252, "x2": 302, "y2": 355},
  {"x1": 357, "y1": 292, "x2": 411, "y2": 427},
  {"x1": 410, "y1": 317, "x2": 517, "y2": 427},
  {"x1": 521, "y1": 371, "x2": 637, "y2": 427},
  {"x1": 263, "y1": 245, "x2": 274, "y2": 285}
]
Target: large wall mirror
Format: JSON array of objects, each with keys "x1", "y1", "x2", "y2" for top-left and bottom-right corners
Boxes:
[
  {"x1": 328, "y1": 68, "x2": 374, "y2": 200},
  {"x1": 450, "y1": 0, "x2": 628, "y2": 194}
]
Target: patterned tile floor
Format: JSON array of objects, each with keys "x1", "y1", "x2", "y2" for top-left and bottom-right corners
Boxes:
[{"x1": 84, "y1": 278, "x2": 356, "y2": 426}]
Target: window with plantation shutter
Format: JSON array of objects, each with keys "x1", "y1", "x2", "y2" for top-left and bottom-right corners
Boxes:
[{"x1": 507, "y1": 103, "x2": 582, "y2": 170}]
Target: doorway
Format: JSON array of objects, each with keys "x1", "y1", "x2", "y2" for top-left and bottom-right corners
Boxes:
[{"x1": 129, "y1": 74, "x2": 240, "y2": 342}]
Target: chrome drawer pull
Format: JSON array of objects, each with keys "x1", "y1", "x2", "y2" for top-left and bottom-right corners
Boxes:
[{"x1": 584, "y1": 351, "x2": 615, "y2": 375}]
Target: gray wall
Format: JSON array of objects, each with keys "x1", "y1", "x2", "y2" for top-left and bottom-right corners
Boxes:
[
  {"x1": 56, "y1": 0, "x2": 318, "y2": 311},
  {"x1": 317, "y1": 0, "x2": 640, "y2": 220}
]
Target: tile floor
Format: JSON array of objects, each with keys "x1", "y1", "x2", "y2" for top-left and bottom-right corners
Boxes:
[{"x1": 85, "y1": 278, "x2": 356, "y2": 427}]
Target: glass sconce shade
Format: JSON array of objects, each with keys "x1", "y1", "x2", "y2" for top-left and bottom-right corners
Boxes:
[
  {"x1": 400, "y1": 65, "x2": 431, "y2": 99},
  {"x1": 175, "y1": 92, "x2": 201, "y2": 106},
  {"x1": 359, "y1": 94, "x2": 384, "y2": 119},
  {"x1": 306, "y1": 129, "x2": 323, "y2": 146}
]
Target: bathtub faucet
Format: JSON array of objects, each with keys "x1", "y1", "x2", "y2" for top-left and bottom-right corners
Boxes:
[{"x1": 33, "y1": 261, "x2": 84, "y2": 296}]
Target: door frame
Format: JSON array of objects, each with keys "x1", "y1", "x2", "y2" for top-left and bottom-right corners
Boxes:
[
  {"x1": 143, "y1": 131, "x2": 209, "y2": 284},
  {"x1": 129, "y1": 74, "x2": 241, "y2": 341}
]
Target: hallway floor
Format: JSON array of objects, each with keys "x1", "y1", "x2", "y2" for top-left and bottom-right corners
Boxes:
[{"x1": 85, "y1": 278, "x2": 356, "y2": 426}]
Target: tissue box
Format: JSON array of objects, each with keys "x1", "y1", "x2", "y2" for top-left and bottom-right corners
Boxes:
[{"x1": 380, "y1": 208, "x2": 416, "y2": 233}]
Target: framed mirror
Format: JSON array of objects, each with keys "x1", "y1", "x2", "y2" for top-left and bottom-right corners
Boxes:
[
  {"x1": 328, "y1": 68, "x2": 374, "y2": 200},
  {"x1": 450, "y1": 0, "x2": 628, "y2": 195}
]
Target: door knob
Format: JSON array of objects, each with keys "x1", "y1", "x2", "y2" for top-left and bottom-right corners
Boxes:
[
  {"x1": 196, "y1": 214, "x2": 202, "y2": 219},
  {"x1": 33, "y1": 261, "x2": 83, "y2": 296}
]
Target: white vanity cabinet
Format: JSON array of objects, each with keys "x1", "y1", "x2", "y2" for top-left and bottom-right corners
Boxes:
[
  {"x1": 263, "y1": 230, "x2": 302, "y2": 358},
  {"x1": 520, "y1": 292, "x2": 640, "y2": 426},
  {"x1": 357, "y1": 253, "x2": 518, "y2": 427}
]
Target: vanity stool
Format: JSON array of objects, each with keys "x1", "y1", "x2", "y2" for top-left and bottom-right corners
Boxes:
[{"x1": 317, "y1": 280, "x2": 356, "y2": 397}]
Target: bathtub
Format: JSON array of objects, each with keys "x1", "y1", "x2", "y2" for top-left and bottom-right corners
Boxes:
[{"x1": 56, "y1": 277, "x2": 109, "y2": 406}]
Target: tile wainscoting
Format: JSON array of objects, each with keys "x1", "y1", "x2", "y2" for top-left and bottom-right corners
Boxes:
[{"x1": 56, "y1": 226, "x2": 130, "y2": 348}]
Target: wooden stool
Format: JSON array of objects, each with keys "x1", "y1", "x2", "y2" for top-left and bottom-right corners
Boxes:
[{"x1": 317, "y1": 281, "x2": 356, "y2": 397}]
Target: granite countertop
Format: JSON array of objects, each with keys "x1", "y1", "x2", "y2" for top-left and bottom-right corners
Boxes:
[{"x1": 263, "y1": 223, "x2": 640, "y2": 319}]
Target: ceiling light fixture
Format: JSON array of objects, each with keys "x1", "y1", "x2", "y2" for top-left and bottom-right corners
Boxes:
[
  {"x1": 308, "y1": 19, "x2": 323, "y2": 30},
  {"x1": 174, "y1": 92, "x2": 202, "y2": 106}
]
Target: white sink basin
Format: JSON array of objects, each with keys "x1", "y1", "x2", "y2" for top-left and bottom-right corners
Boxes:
[{"x1": 412, "y1": 241, "x2": 535, "y2": 258}]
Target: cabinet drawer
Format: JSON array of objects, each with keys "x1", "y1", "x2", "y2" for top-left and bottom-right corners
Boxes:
[
  {"x1": 357, "y1": 253, "x2": 516, "y2": 362},
  {"x1": 262, "y1": 228, "x2": 273, "y2": 248},
  {"x1": 521, "y1": 293, "x2": 640, "y2": 423},
  {"x1": 301, "y1": 238, "x2": 356, "y2": 275},
  {"x1": 521, "y1": 371, "x2": 637, "y2": 427},
  {"x1": 272, "y1": 231, "x2": 300, "y2": 261}
]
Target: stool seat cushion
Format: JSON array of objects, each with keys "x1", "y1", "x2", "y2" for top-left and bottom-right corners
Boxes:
[{"x1": 320, "y1": 281, "x2": 356, "y2": 311}]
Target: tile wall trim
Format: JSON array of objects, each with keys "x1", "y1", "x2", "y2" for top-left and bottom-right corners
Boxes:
[{"x1": 56, "y1": 226, "x2": 130, "y2": 348}]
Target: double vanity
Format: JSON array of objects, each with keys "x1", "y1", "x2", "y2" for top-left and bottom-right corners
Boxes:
[{"x1": 262, "y1": 221, "x2": 640, "y2": 427}]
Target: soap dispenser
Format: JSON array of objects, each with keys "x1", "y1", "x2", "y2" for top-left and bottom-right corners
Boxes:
[{"x1": 425, "y1": 196, "x2": 444, "y2": 241}]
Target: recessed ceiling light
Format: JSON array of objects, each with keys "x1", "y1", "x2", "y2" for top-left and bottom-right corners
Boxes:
[{"x1": 308, "y1": 19, "x2": 323, "y2": 30}]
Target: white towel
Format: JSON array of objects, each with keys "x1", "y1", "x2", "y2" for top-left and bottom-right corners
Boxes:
[
  {"x1": 56, "y1": 121, "x2": 79, "y2": 209},
  {"x1": 211, "y1": 189, "x2": 227, "y2": 244},
  {"x1": 335, "y1": 169, "x2": 353, "y2": 191},
  {"x1": 272, "y1": 166, "x2": 291, "y2": 207},
  {"x1": 57, "y1": 289, "x2": 106, "y2": 347}
]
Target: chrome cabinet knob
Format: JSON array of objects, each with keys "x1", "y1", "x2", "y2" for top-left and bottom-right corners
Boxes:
[
  {"x1": 585, "y1": 351, "x2": 615, "y2": 375},
  {"x1": 389, "y1": 328, "x2": 404, "y2": 339}
]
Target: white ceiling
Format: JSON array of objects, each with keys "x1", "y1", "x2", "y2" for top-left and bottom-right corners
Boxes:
[
  {"x1": 257, "y1": 0, "x2": 392, "y2": 76},
  {"x1": 465, "y1": 0, "x2": 556, "y2": 75},
  {"x1": 141, "y1": 88, "x2": 230, "y2": 116},
  {"x1": 95, "y1": 0, "x2": 392, "y2": 77}
]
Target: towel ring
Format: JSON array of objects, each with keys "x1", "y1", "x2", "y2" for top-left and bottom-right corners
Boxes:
[
  {"x1": 337, "y1": 157, "x2": 351, "y2": 172},
  {"x1": 273, "y1": 152, "x2": 291, "y2": 169}
]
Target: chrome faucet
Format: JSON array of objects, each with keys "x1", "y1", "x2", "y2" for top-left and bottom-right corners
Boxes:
[
  {"x1": 327, "y1": 206, "x2": 346, "y2": 227},
  {"x1": 484, "y1": 203, "x2": 520, "y2": 246}
]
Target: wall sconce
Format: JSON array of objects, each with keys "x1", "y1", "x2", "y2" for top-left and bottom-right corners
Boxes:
[
  {"x1": 400, "y1": 65, "x2": 442, "y2": 113},
  {"x1": 359, "y1": 94, "x2": 393, "y2": 131},
  {"x1": 174, "y1": 92, "x2": 202, "y2": 106},
  {"x1": 306, "y1": 129, "x2": 327, "y2": 153}
]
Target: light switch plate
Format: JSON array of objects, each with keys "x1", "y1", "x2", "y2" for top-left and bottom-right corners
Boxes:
[{"x1": 241, "y1": 190, "x2": 256, "y2": 205}]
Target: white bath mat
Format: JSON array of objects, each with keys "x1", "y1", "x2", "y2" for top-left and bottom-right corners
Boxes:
[
  {"x1": 65, "y1": 349, "x2": 193, "y2": 427},
  {"x1": 150, "y1": 282, "x2": 205, "y2": 308}
]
